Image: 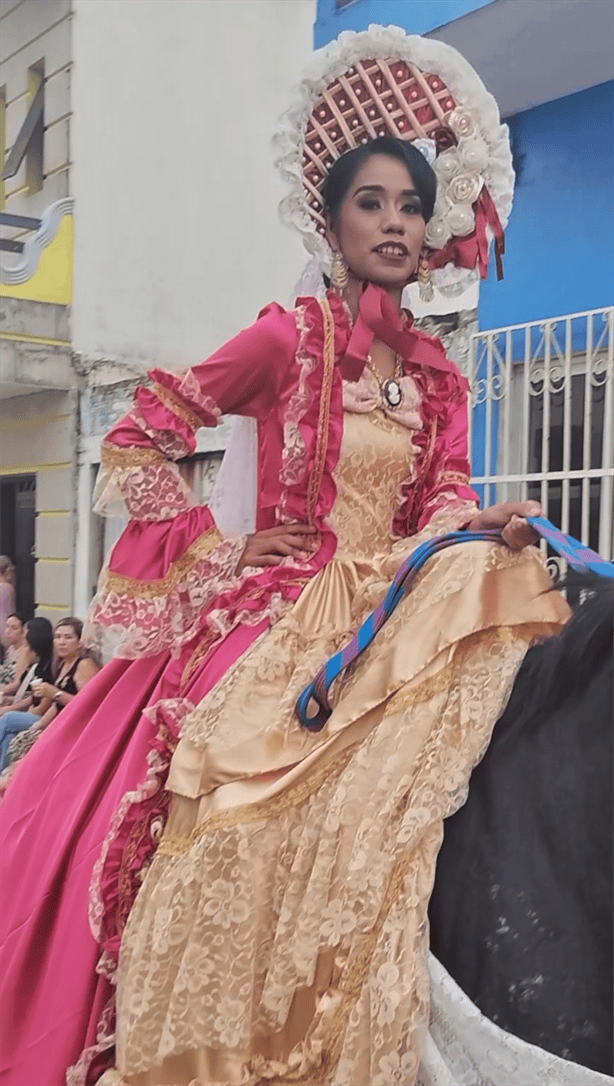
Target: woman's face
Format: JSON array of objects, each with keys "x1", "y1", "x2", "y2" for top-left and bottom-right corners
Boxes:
[
  {"x1": 327, "y1": 154, "x2": 427, "y2": 292},
  {"x1": 54, "y1": 624, "x2": 80, "y2": 660},
  {"x1": 5, "y1": 616, "x2": 24, "y2": 646}
]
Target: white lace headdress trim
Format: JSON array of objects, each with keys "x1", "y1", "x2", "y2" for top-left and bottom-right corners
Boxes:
[{"x1": 274, "y1": 24, "x2": 515, "y2": 299}]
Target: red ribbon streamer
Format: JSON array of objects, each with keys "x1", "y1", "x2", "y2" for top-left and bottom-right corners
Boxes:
[{"x1": 428, "y1": 183, "x2": 505, "y2": 282}]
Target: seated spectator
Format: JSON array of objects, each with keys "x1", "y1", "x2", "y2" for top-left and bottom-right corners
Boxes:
[
  {"x1": 0, "y1": 618, "x2": 54, "y2": 772},
  {"x1": 0, "y1": 617, "x2": 101, "y2": 781},
  {"x1": 28, "y1": 617, "x2": 101, "y2": 729},
  {"x1": 0, "y1": 614, "x2": 28, "y2": 695},
  {"x1": 0, "y1": 557, "x2": 16, "y2": 647}
]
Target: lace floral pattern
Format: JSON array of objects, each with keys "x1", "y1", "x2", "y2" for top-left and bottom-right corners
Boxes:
[
  {"x1": 417, "y1": 953, "x2": 613, "y2": 1086},
  {"x1": 88, "y1": 534, "x2": 247, "y2": 659},
  {"x1": 280, "y1": 304, "x2": 313, "y2": 491},
  {"x1": 329, "y1": 409, "x2": 417, "y2": 557},
  {"x1": 113, "y1": 626, "x2": 536, "y2": 1082},
  {"x1": 93, "y1": 457, "x2": 195, "y2": 521}
]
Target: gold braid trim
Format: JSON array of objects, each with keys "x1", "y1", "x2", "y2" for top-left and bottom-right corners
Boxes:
[
  {"x1": 180, "y1": 627, "x2": 222, "y2": 689},
  {"x1": 99, "y1": 442, "x2": 166, "y2": 469},
  {"x1": 103, "y1": 527, "x2": 222, "y2": 599},
  {"x1": 306, "y1": 297, "x2": 336, "y2": 524},
  {"x1": 438, "y1": 469, "x2": 470, "y2": 486},
  {"x1": 383, "y1": 626, "x2": 520, "y2": 718},
  {"x1": 158, "y1": 739, "x2": 360, "y2": 856},
  {"x1": 151, "y1": 382, "x2": 205, "y2": 435}
]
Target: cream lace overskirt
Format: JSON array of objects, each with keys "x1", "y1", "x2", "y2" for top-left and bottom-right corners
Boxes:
[{"x1": 108, "y1": 410, "x2": 569, "y2": 1086}]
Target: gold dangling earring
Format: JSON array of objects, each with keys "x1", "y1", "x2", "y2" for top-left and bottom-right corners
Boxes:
[
  {"x1": 418, "y1": 252, "x2": 434, "y2": 302},
  {"x1": 330, "y1": 249, "x2": 349, "y2": 294}
]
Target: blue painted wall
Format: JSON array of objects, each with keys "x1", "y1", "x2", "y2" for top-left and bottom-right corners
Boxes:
[
  {"x1": 479, "y1": 81, "x2": 614, "y2": 330},
  {"x1": 315, "y1": 0, "x2": 497, "y2": 49}
]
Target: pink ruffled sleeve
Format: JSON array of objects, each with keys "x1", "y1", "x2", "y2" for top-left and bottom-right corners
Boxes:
[
  {"x1": 88, "y1": 305, "x2": 299, "y2": 658},
  {"x1": 93, "y1": 304, "x2": 299, "y2": 522},
  {"x1": 414, "y1": 380, "x2": 480, "y2": 535}
]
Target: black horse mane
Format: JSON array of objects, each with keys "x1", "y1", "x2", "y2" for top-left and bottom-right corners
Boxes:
[{"x1": 493, "y1": 574, "x2": 613, "y2": 742}]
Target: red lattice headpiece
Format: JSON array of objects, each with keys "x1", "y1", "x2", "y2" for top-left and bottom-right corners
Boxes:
[{"x1": 303, "y1": 57, "x2": 457, "y2": 233}]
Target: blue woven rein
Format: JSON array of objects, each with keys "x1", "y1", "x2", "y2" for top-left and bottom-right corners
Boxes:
[{"x1": 295, "y1": 514, "x2": 614, "y2": 732}]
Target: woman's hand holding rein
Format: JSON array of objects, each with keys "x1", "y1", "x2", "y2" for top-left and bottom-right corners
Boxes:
[
  {"x1": 468, "y1": 501, "x2": 542, "y2": 550},
  {"x1": 237, "y1": 523, "x2": 317, "y2": 573}
]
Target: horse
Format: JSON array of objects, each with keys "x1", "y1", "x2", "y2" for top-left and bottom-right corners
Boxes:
[{"x1": 429, "y1": 575, "x2": 613, "y2": 1076}]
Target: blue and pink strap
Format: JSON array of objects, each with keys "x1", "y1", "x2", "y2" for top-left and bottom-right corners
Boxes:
[{"x1": 295, "y1": 514, "x2": 614, "y2": 732}]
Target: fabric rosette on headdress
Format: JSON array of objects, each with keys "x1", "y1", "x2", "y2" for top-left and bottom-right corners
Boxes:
[{"x1": 275, "y1": 24, "x2": 514, "y2": 300}]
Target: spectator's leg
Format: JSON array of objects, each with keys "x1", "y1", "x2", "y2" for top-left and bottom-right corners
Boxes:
[{"x1": 0, "y1": 712, "x2": 39, "y2": 771}]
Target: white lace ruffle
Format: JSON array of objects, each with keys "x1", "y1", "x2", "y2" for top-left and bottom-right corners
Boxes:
[
  {"x1": 420, "y1": 954, "x2": 613, "y2": 1086},
  {"x1": 274, "y1": 24, "x2": 515, "y2": 298}
]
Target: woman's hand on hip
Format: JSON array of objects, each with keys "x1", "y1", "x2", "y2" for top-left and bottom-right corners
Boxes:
[
  {"x1": 237, "y1": 523, "x2": 317, "y2": 573},
  {"x1": 468, "y1": 501, "x2": 542, "y2": 550}
]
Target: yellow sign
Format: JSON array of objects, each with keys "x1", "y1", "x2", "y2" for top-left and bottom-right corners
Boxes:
[{"x1": 1, "y1": 213, "x2": 74, "y2": 305}]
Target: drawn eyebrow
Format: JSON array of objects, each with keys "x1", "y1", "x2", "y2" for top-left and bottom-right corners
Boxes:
[{"x1": 353, "y1": 184, "x2": 419, "y2": 198}]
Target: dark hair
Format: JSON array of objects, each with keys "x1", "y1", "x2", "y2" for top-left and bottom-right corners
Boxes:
[
  {"x1": 322, "y1": 135, "x2": 437, "y2": 226},
  {"x1": 25, "y1": 617, "x2": 54, "y2": 671},
  {"x1": 6, "y1": 613, "x2": 25, "y2": 626},
  {"x1": 55, "y1": 616, "x2": 83, "y2": 640}
]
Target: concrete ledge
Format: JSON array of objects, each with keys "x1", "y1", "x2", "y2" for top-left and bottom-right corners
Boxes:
[
  {"x1": 0, "y1": 338, "x2": 73, "y2": 393},
  {"x1": 0, "y1": 296, "x2": 70, "y2": 341}
]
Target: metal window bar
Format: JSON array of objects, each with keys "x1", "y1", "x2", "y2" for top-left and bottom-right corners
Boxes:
[
  {"x1": 1, "y1": 82, "x2": 44, "y2": 181},
  {"x1": 468, "y1": 307, "x2": 614, "y2": 578},
  {"x1": 0, "y1": 211, "x2": 42, "y2": 255}
]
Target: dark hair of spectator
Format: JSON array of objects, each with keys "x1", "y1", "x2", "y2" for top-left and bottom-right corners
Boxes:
[
  {"x1": 7, "y1": 613, "x2": 25, "y2": 626},
  {"x1": 321, "y1": 135, "x2": 437, "y2": 228},
  {"x1": 25, "y1": 617, "x2": 54, "y2": 671}
]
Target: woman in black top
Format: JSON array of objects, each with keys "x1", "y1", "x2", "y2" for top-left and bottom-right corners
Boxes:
[
  {"x1": 0, "y1": 618, "x2": 54, "y2": 771},
  {"x1": 33, "y1": 617, "x2": 101, "y2": 719}
]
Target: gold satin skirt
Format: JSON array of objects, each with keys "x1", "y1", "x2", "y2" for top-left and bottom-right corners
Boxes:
[{"x1": 102, "y1": 536, "x2": 569, "y2": 1086}]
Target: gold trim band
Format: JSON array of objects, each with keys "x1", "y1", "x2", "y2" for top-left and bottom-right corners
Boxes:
[
  {"x1": 104, "y1": 526, "x2": 222, "y2": 598},
  {"x1": 306, "y1": 296, "x2": 336, "y2": 523},
  {"x1": 99, "y1": 442, "x2": 166, "y2": 469},
  {"x1": 151, "y1": 383, "x2": 204, "y2": 435}
]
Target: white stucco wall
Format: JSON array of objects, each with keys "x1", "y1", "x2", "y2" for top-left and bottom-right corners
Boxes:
[{"x1": 70, "y1": 0, "x2": 316, "y2": 368}]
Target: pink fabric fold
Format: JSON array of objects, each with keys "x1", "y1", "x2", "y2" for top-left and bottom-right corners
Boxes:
[
  {"x1": 340, "y1": 283, "x2": 458, "y2": 381},
  {"x1": 0, "y1": 618, "x2": 270, "y2": 1086},
  {"x1": 108, "y1": 506, "x2": 217, "y2": 580}
]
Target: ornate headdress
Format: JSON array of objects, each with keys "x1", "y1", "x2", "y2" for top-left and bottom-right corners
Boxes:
[{"x1": 275, "y1": 24, "x2": 514, "y2": 300}]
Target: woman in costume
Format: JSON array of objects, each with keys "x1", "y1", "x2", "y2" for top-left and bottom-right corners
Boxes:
[{"x1": 1, "y1": 27, "x2": 600, "y2": 1086}]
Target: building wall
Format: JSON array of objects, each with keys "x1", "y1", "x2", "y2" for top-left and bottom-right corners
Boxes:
[
  {"x1": 315, "y1": 0, "x2": 496, "y2": 47},
  {"x1": 479, "y1": 81, "x2": 614, "y2": 330},
  {"x1": 70, "y1": 0, "x2": 316, "y2": 367},
  {"x1": 0, "y1": 0, "x2": 72, "y2": 219},
  {"x1": 1, "y1": 0, "x2": 75, "y2": 620},
  {"x1": 68, "y1": 0, "x2": 316, "y2": 614},
  {"x1": 0, "y1": 388, "x2": 77, "y2": 623}
]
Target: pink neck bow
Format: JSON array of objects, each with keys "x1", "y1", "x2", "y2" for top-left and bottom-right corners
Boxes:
[
  {"x1": 342, "y1": 366, "x2": 422, "y2": 431},
  {"x1": 339, "y1": 283, "x2": 456, "y2": 382}
]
